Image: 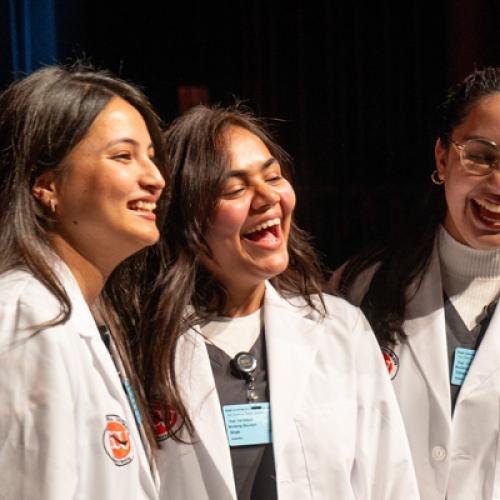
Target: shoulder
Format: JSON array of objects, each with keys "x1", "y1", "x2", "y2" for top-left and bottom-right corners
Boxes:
[
  {"x1": 0, "y1": 266, "x2": 93, "y2": 353},
  {"x1": 0, "y1": 270, "x2": 82, "y2": 392},
  {"x1": 0, "y1": 268, "x2": 63, "y2": 331},
  {"x1": 319, "y1": 293, "x2": 376, "y2": 347},
  {"x1": 327, "y1": 261, "x2": 380, "y2": 306},
  {"x1": 272, "y1": 286, "x2": 372, "y2": 340}
]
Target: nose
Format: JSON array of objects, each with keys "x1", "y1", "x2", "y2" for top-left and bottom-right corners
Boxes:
[
  {"x1": 488, "y1": 168, "x2": 500, "y2": 187},
  {"x1": 251, "y1": 182, "x2": 280, "y2": 211},
  {"x1": 141, "y1": 157, "x2": 166, "y2": 195}
]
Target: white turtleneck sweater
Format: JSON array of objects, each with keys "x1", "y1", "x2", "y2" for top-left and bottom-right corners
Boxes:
[{"x1": 438, "y1": 226, "x2": 500, "y2": 330}]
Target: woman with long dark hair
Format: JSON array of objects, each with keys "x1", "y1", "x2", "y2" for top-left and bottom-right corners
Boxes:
[
  {"x1": 140, "y1": 105, "x2": 419, "y2": 499},
  {"x1": 335, "y1": 67, "x2": 500, "y2": 499},
  {"x1": 0, "y1": 64, "x2": 166, "y2": 499}
]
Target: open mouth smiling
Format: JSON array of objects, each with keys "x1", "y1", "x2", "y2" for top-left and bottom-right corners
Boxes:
[
  {"x1": 127, "y1": 200, "x2": 157, "y2": 213},
  {"x1": 242, "y1": 217, "x2": 281, "y2": 243},
  {"x1": 472, "y1": 198, "x2": 500, "y2": 226}
]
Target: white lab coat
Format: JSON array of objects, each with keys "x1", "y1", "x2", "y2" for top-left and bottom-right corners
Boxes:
[
  {"x1": 157, "y1": 282, "x2": 419, "y2": 500},
  {"x1": 0, "y1": 259, "x2": 158, "y2": 500},
  {"x1": 345, "y1": 243, "x2": 500, "y2": 499}
]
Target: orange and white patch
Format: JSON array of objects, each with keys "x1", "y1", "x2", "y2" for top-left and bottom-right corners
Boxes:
[
  {"x1": 382, "y1": 347, "x2": 399, "y2": 380},
  {"x1": 102, "y1": 414, "x2": 134, "y2": 466}
]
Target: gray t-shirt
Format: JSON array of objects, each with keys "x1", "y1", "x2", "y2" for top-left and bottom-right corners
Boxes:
[{"x1": 205, "y1": 332, "x2": 277, "y2": 500}]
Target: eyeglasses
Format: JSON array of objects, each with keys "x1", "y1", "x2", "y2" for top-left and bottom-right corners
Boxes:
[{"x1": 452, "y1": 138, "x2": 500, "y2": 176}]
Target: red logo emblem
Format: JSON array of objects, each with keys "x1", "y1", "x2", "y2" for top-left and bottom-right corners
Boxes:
[
  {"x1": 103, "y1": 415, "x2": 134, "y2": 466},
  {"x1": 152, "y1": 401, "x2": 178, "y2": 442},
  {"x1": 382, "y1": 347, "x2": 400, "y2": 380}
]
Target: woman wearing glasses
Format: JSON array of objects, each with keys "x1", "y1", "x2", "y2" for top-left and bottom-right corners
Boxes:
[
  {"x1": 334, "y1": 67, "x2": 500, "y2": 499},
  {"x1": 142, "y1": 105, "x2": 419, "y2": 499}
]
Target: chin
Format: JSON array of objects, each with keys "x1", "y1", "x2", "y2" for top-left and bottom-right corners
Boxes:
[
  {"x1": 122, "y1": 231, "x2": 160, "y2": 257},
  {"x1": 259, "y1": 256, "x2": 289, "y2": 280},
  {"x1": 137, "y1": 227, "x2": 161, "y2": 244},
  {"x1": 468, "y1": 235, "x2": 500, "y2": 250}
]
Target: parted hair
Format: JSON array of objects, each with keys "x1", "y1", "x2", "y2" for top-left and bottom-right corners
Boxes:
[
  {"x1": 0, "y1": 62, "x2": 167, "y2": 451},
  {"x1": 139, "y1": 104, "x2": 325, "y2": 440}
]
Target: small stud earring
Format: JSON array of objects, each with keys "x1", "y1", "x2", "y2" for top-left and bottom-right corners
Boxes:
[
  {"x1": 431, "y1": 170, "x2": 444, "y2": 185},
  {"x1": 49, "y1": 199, "x2": 56, "y2": 213}
]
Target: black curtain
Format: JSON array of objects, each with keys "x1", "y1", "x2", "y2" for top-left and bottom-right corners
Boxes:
[{"x1": 2, "y1": 0, "x2": 500, "y2": 268}]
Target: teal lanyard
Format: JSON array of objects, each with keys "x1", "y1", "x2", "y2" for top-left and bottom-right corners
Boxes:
[{"x1": 98, "y1": 325, "x2": 152, "y2": 464}]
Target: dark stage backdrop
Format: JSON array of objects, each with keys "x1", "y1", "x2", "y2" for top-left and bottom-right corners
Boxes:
[{"x1": 2, "y1": 1, "x2": 500, "y2": 269}]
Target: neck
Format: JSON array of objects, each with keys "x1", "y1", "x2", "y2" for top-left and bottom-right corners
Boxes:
[
  {"x1": 51, "y1": 234, "x2": 110, "y2": 305},
  {"x1": 222, "y1": 281, "x2": 266, "y2": 317}
]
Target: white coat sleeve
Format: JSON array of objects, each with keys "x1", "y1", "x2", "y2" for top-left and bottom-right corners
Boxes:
[
  {"x1": 0, "y1": 293, "x2": 80, "y2": 500},
  {"x1": 350, "y1": 310, "x2": 420, "y2": 500}
]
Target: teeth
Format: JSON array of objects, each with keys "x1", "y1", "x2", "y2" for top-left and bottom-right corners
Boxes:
[
  {"x1": 475, "y1": 198, "x2": 500, "y2": 213},
  {"x1": 130, "y1": 200, "x2": 156, "y2": 212},
  {"x1": 246, "y1": 218, "x2": 280, "y2": 234}
]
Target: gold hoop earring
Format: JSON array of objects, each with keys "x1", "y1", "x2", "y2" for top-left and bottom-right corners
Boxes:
[
  {"x1": 49, "y1": 199, "x2": 56, "y2": 213},
  {"x1": 431, "y1": 170, "x2": 444, "y2": 185}
]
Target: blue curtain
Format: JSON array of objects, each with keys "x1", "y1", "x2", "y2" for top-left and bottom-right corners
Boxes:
[{"x1": 8, "y1": 0, "x2": 58, "y2": 79}]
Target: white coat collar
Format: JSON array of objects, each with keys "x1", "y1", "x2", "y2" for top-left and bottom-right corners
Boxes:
[
  {"x1": 263, "y1": 282, "x2": 325, "y2": 458},
  {"x1": 404, "y1": 242, "x2": 500, "y2": 410},
  {"x1": 52, "y1": 254, "x2": 160, "y2": 491},
  {"x1": 177, "y1": 329, "x2": 237, "y2": 498},
  {"x1": 179, "y1": 281, "x2": 324, "y2": 493},
  {"x1": 404, "y1": 245, "x2": 451, "y2": 418}
]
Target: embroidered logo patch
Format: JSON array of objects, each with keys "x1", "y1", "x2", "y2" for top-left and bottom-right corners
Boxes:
[
  {"x1": 152, "y1": 401, "x2": 178, "y2": 442},
  {"x1": 103, "y1": 414, "x2": 134, "y2": 466},
  {"x1": 382, "y1": 347, "x2": 399, "y2": 380}
]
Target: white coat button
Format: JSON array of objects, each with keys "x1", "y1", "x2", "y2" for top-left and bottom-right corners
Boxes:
[{"x1": 431, "y1": 446, "x2": 447, "y2": 461}]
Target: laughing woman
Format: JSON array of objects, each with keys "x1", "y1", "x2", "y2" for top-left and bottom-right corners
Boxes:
[
  {"x1": 0, "y1": 65, "x2": 165, "y2": 499},
  {"x1": 334, "y1": 67, "x2": 500, "y2": 499},
  {"x1": 140, "y1": 105, "x2": 419, "y2": 499}
]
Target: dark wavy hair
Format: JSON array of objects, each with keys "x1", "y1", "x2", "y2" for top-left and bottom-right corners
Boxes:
[
  {"x1": 0, "y1": 62, "x2": 168, "y2": 451},
  {"x1": 139, "y1": 104, "x2": 325, "y2": 440},
  {"x1": 338, "y1": 66, "x2": 500, "y2": 347}
]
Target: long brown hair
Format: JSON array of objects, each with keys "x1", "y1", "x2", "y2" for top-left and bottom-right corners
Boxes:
[
  {"x1": 139, "y1": 105, "x2": 325, "y2": 441},
  {"x1": 339, "y1": 66, "x2": 500, "y2": 347},
  {"x1": 0, "y1": 62, "x2": 168, "y2": 450}
]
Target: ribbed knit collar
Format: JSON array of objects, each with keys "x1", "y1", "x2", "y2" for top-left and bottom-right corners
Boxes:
[
  {"x1": 438, "y1": 226, "x2": 500, "y2": 281},
  {"x1": 438, "y1": 226, "x2": 500, "y2": 329}
]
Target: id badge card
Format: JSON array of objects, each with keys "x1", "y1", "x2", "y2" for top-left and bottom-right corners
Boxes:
[
  {"x1": 222, "y1": 402, "x2": 272, "y2": 447},
  {"x1": 451, "y1": 347, "x2": 476, "y2": 386}
]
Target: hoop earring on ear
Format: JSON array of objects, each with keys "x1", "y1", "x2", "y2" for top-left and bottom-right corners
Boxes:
[
  {"x1": 49, "y1": 199, "x2": 56, "y2": 213},
  {"x1": 431, "y1": 170, "x2": 444, "y2": 185}
]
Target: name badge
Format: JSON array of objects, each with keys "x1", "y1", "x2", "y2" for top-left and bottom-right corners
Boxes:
[
  {"x1": 222, "y1": 402, "x2": 272, "y2": 446},
  {"x1": 451, "y1": 347, "x2": 476, "y2": 386}
]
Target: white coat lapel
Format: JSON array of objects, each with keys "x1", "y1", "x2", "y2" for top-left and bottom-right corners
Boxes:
[
  {"x1": 57, "y1": 261, "x2": 159, "y2": 493},
  {"x1": 177, "y1": 330, "x2": 237, "y2": 498},
  {"x1": 458, "y1": 305, "x2": 500, "y2": 402},
  {"x1": 59, "y1": 264, "x2": 130, "y2": 408},
  {"x1": 263, "y1": 282, "x2": 323, "y2": 459},
  {"x1": 404, "y1": 250, "x2": 451, "y2": 418}
]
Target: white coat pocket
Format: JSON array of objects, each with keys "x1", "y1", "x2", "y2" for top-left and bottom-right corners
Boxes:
[{"x1": 293, "y1": 401, "x2": 357, "y2": 499}]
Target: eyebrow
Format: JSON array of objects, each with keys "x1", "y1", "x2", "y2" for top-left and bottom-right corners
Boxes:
[
  {"x1": 104, "y1": 138, "x2": 154, "y2": 150},
  {"x1": 227, "y1": 157, "x2": 277, "y2": 178}
]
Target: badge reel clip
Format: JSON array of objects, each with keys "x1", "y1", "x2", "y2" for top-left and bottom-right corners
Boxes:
[{"x1": 230, "y1": 351, "x2": 258, "y2": 402}]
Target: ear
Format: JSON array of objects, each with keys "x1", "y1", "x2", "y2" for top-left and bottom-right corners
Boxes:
[
  {"x1": 434, "y1": 138, "x2": 448, "y2": 181},
  {"x1": 32, "y1": 170, "x2": 58, "y2": 210}
]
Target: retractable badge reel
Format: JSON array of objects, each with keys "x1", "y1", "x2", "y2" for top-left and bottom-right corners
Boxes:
[
  {"x1": 224, "y1": 351, "x2": 272, "y2": 446},
  {"x1": 230, "y1": 351, "x2": 259, "y2": 402}
]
